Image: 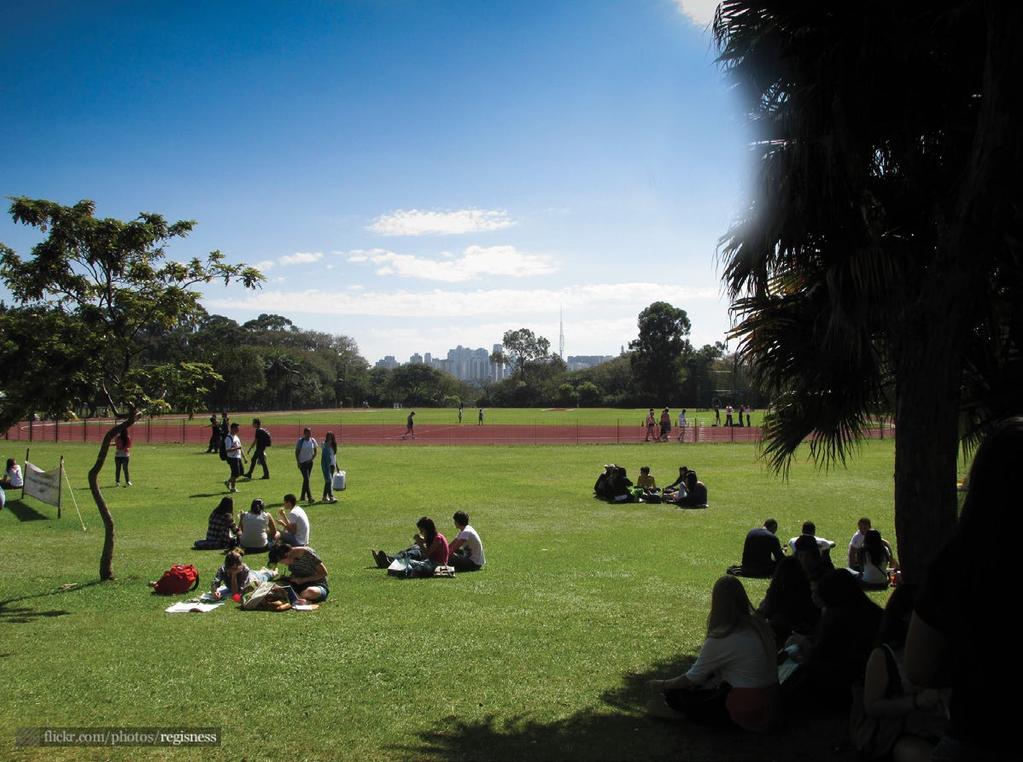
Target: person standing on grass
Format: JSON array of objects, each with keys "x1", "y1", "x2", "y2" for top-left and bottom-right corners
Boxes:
[
  {"x1": 448, "y1": 511, "x2": 485, "y2": 572},
  {"x1": 403, "y1": 410, "x2": 416, "y2": 439},
  {"x1": 677, "y1": 409, "x2": 688, "y2": 442},
  {"x1": 206, "y1": 413, "x2": 220, "y2": 453},
  {"x1": 113, "y1": 426, "x2": 132, "y2": 486},
  {"x1": 295, "y1": 427, "x2": 317, "y2": 503},
  {"x1": 224, "y1": 422, "x2": 245, "y2": 493},
  {"x1": 478, "y1": 407, "x2": 485, "y2": 425},
  {"x1": 245, "y1": 418, "x2": 271, "y2": 480},
  {"x1": 320, "y1": 431, "x2": 338, "y2": 503}
]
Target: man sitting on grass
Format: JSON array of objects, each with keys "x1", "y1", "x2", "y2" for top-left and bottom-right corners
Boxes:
[
  {"x1": 447, "y1": 511, "x2": 485, "y2": 572},
  {"x1": 728, "y1": 519, "x2": 784, "y2": 578},
  {"x1": 276, "y1": 493, "x2": 310, "y2": 546}
]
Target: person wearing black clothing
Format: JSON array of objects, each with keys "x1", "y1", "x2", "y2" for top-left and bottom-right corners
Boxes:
[
  {"x1": 206, "y1": 414, "x2": 220, "y2": 453},
  {"x1": 738, "y1": 519, "x2": 784, "y2": 577},
  {"x1": 245, "y1": 418, "x2": 271, "y2": 479}
]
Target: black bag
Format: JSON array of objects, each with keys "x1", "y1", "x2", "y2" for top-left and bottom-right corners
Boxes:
[{"x1": 261, "y1": 428, "x2": 272, "y2": 447}]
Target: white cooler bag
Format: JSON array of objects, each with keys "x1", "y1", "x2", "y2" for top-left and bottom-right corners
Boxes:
[{"x1": 332, "y1": 470, "x2": 347, "y2": 491}]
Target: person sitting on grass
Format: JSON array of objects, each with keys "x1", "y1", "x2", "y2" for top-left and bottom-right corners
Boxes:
[
  {"x1": 210, "y1": 550, "x2": 253, "y2": 600},
  {"x1": 848, "y1": 517, "x2": 895, "y2": 570},
  {"x1": 447, "y1": 511, "x2": 485, "y2": 572},
  {"x1": 859, "y1": 584, "x2": 947, "y2": 762},
  {"x1": 854, "y1": 529, "x2": 896, "y2": 588},
  {"x1": 372, "y1": 516, "x2": 449, "y2": 577},
  {"x1": 646, "y1": 575, "x2": 779, "y2": 732},
  {"x1": 781, "y1": 569, "x2": 883, "y2": 711},
  {"x1": 669, "y1": 470, "x2": 708, "y2": 508},
  {"x1": 1, "y1": 458, "x2": 23, "y2": 489},
  {"x1": 276, "y1": 493, "x2": 310, "y2": 547},
  {"x1": 756, "y1": 557, "x2": 820, "y2": 644},
  {"x1": 663, "y1": 466, "x2": 689, "y2": 497},
  {"x1": 193, "y1": 497, "x2": 238, "y2": 550},
  {"x1": 269, "y1": 543, "x2": 329, "y2": 603},
  {"x1": 636, "y1": 466, "x2": 656, "y2": 490},
  {"x1": 728, "y1": 519, "x2": 784, "y2": 578},
  {"x1": 238, "y1": 499, "x2": 277, "y2": 554}
]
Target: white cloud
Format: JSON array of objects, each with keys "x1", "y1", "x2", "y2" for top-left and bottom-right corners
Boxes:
[
  {"x1": 345, "y1": 245, "x2": 556, "y2": 282},
  {"x1": 279, "y1": 251, "x2": 324, "y2": 266},
  {"x1": 674, "y1": 0, "x2": 718, "y2": 26},
  {"x1": 368, "y1": 208, "x2": 515, "y2": 236},
  {"x1": 206, "y1": 282, "x2": 718, "y2": 319},
  {"x1": 253, "y1": 259, "x2": 275, "y2": 272}
]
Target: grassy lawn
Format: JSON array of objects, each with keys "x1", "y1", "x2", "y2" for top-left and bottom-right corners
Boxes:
[{"x1": 0, "y1": 440, "x2": 898, "y2": 761}]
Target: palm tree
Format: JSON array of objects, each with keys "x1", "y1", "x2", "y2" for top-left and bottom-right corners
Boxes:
[{"x1": 713, "y1": 0, "x2": 1023, "y2": 579}]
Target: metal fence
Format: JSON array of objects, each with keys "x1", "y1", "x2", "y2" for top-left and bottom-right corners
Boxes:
[{"x1": 1, "y1": 418, "x2": 894, "y2": 447}]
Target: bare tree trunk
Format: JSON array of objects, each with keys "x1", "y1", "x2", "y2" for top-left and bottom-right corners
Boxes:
[{"x1": 88, "y1": 414, "x2": 136, "y2": 580}]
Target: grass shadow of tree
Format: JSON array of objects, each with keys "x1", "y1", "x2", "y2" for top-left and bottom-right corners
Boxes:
[
  {"x1": 0, "y1": 580, "x2": 103, "y2": 626},
  {"x1": 396, "y1": 653, "x2": 856, "y2": 762},
  {"x1": 4, "y1": 499, "x2": 51, "y2": 522}
]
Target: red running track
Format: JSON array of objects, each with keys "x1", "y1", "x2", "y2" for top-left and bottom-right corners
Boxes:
[{"x1": 2, "y1": 419, "x2": 894, "y2": 447}]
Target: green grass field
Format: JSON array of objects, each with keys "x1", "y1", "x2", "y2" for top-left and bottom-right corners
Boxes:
[{"x1": 0, "y1": 440, "x2": 898, "y2": 761}]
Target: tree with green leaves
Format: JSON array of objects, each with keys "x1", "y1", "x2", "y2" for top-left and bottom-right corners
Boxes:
[
  {"x1": 629, "y1": 302, "x2": 692, "y2": 404},
  {"x1": 714, "y1": 1, "x2": 1023, "y2": 578},
  {"x1": 0, "y1": 198, "x2": 263, "y2": 580},
  {"x1": 501, "y1": 329, "x2": 551, "y2": 373}
]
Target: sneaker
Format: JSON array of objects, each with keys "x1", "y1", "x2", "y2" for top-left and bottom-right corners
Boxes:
[
  {"x1": 126, "y1": 481, "x2": 132, "y2": 487},
  {"x1": 260, "y1": 475, "x2": 271, "y2": 480},
  {"x1": 372, "y1": 550, "x2": 389, "y2": 569}
]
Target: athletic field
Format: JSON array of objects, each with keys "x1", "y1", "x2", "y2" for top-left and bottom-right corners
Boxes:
[{"x1": 0, "y1": 438, "x2": 902, "y2": 761}]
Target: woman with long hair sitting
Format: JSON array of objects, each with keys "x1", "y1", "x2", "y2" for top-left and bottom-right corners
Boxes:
[
  {"x1": 193, "y1": 497, "x2": 238, "y2": 550},
  {"x1": 372, "y1": 516, "x2": 449, "y2": 578},
  {"x1": 647, "y1": 575, "x2": 779, "y2": 731},
  {"x1": 856, "y1": 529, "x2": 896, "y2": 588}
]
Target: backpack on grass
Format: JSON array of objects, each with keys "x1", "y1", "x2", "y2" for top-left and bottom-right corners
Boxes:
[{"x1": 152, "y1": 564, "x2": 200, "y2": 595}]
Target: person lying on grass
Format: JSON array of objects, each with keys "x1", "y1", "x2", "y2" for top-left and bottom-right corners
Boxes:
[
  {"x1": 210, "y1": 550, "x2": 253, "y2": 600},
  {"x1": 646, "y1": 575, "x2": 779, "y2": 732},
  {"x1": 268, "y1": 543, "x2": 329, "y2": 603},
  {"x1": 447, "y1": 511, "x2": 485, "y2": 572},
  {"x1": 372, "y1": 516, "x2": 449, "y2": 577}
]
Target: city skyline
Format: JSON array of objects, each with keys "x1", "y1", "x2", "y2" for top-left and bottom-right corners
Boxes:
[{"x1": 1, "y1": 1, "x2": 742, "y2": 363}]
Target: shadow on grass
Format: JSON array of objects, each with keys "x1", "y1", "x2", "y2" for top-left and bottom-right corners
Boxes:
[
  {"x1": 395, "y1": 653, "x2": 856, "y2": 762},
  {"x1": 4, "y1": 499, "x2": 51, "y2": 522},
  {"x1": 0, "y1": 579, "x2": 105, "y2": 626}
]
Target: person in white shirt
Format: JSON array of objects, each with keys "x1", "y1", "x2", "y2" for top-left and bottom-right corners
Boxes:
[
  {"x1": 294, "y1": 428, "x2": 318, "y2": 503},
  {"x1": 2, "y1": 459, "x2": 24, "y2": 489},
  {"x1": 847, "y1": 517, "x2": 895, "y2": 570},
  {"x1": 277, "y1": 493, "x2": 310, "y2": 546},
  {"x1": 448, "y1": 511, "x2": 485, "y2": 572},
  {"x1": 223, "y1": 423, "x2": 245, "y2": 493}
]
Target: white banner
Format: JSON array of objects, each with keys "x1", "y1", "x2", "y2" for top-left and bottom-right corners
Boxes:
[{"x1": 24, "y1": 461, "x2": 62, "y2": 508}]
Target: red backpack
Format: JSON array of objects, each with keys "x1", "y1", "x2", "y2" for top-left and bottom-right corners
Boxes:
[{"x1": 152, "y1": 564, "x2": 200, "y2": 595}]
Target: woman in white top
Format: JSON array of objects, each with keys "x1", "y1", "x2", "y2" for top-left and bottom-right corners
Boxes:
[
  {"x1": 2, "y1": 459, "x2": 23, "y2": 489},
  {"x1": 647, "y1": 575, "x2": 779, "y2": 732},
  {"x1": 857, "y1": 529, "x2": 895, "y2": 587},
  {"x1": 238, "y1": 498, "x2": 276, "y2": 553}
]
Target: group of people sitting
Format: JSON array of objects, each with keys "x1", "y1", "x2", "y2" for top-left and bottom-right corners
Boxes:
[
  {"x1": 593, "y1": 463, "x2": 708, "y2": 508},
  {"x1": 193, "y1": 493, "x2": 328, "y2": 605},
  {"x1": 371, "y1": 511, "x2": 486, "y2": 578},
  {"x1": 729, "y1": 517, "x2": 898, "y2": 589}
]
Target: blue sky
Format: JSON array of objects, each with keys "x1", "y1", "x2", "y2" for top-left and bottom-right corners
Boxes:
[{"x1": 1, "y1": 0, "x2": 747, "y2": 363}]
